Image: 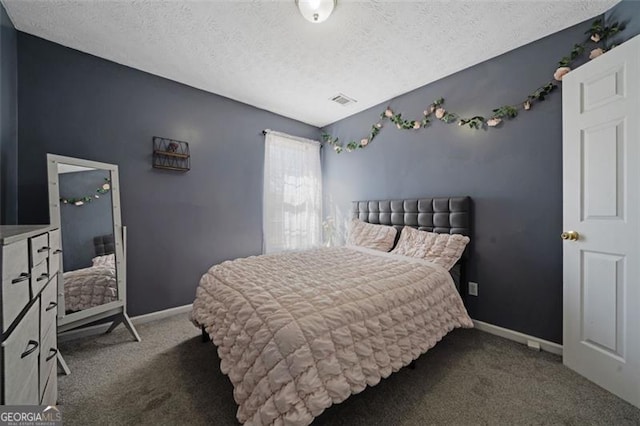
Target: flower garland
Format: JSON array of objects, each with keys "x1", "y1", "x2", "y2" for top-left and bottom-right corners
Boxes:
[
  {"x1": 60, "y1": 178, "x2": 111, "y2": 206},
  {"x1": 322, "y1": 18, "x2": 622, "y2": 154}
]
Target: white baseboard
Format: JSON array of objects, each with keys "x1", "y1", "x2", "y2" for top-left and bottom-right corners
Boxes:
[
  {"x1": 472, "y1": 319, "x2": 563, "y2": 356},
  {"x1": 58, "y1": 304, "x2": 193, "y2": 342}
]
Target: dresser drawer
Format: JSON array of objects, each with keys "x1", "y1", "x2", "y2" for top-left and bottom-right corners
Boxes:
[
  {"x1": 5, "y1": 360, "x2": 38, "y2": 405},
  {"x1": 40, "y1": 356, "x2": 57, "y2": 406},
  {"x1": 2, "y1": 302, "x2": 39, "y2": 404},
  {"x1": 39, "y1": 326, "x2": 57, "y2": 401},
  {"x1": 30, "y1": 261, "x2": 50, "y2": 298},
  {"x1": 49, "y1": 229, "x2": 62, "y2": 277},
  {"x1": 40, "y1": 276, "x2": 58, "y2": 338},
  {"x1": 29, "y1": 233, "x2": 50, "y2": 268},
  {"x1": 1, "y1": 239, "x2": 31, "y2": 332}
]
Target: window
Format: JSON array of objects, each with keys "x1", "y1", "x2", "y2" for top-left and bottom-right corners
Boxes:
[{"x1": 263, "y1": 131, "x2": 321, "y2": 253}]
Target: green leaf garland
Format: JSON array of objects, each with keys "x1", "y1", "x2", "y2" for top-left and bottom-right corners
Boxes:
[
  {"x1": 322, "y1": 18, "x2": 623, "y2": 154},
  {"x1": 60, "y1": 178, "x2": 111, "y2": 206}
]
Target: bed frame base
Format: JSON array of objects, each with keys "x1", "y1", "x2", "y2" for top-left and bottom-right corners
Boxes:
[{"x1": 201, "y1": 325, "x2": 210, "y2": 343}]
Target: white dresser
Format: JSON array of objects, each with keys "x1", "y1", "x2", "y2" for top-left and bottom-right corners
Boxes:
[{"x1": 1, "y1": 225, "x2": 61, "y2": 405}]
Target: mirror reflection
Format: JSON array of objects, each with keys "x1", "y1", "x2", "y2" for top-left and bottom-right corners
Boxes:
[{"x1": 58, "y1": 164, "x2": 118, "y2": 313}]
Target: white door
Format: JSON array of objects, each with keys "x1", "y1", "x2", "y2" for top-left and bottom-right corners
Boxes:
[{"x1": 563, "y1": 34, "x2": 640, "y2": 408}]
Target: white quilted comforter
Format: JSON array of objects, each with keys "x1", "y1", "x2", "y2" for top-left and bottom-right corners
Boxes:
[
  {"x1": 63, "y1": 265, "x2": 117, "y2": 312},
  {"x1": 191, "y1": 246, "x2": 473, "y2": 426}
]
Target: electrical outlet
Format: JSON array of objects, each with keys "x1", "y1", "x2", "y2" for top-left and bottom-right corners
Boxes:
[{"x1": 468, "y1": 281, "x2": 479, "y2": 296}]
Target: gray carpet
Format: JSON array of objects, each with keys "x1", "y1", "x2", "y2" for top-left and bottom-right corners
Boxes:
[{"x1": 58, "y1": 314, "x2": 640, "y2": 425}]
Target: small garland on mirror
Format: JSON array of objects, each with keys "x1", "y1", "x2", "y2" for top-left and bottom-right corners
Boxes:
[
  {"x1": 60, "y1": 178, "x2": 111, "y2": 206},
  {"x1": 322, "y1": 18, "x2": 623, "y2": 154}
]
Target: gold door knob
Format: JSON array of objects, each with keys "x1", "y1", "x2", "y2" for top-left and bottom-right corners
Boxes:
[{"x1": 561, "y1": 231, "x2": 580, "y2": 241}]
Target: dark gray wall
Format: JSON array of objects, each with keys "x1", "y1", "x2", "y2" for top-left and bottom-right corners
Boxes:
[
  {"x1": 0, "y1": 3, "x2": 17, "y2": 225},
  {"x1": 606, "y1": 0, "x2": 640, "y2": 42},
  {"x1": 17, "y1": 33, "x2": 319, "y2": 316},
  {"x1": 59, "y1": 169, "x2": 114, "y2": 271},
  {"x1": 322, "y1": 19, "x2": 604, "y2": 344}
]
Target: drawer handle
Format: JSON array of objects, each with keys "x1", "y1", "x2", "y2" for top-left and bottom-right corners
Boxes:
[
  {"x1": 46, "y1": 301, "x2": 58, "y2": 312},
  {"x1": 11, "y1": 272, "x2": 30, "y2": 284},
  {"x1": 46, "y1": 348, "x2": 58, "y2": 362},
  {"x1": 37, "y1": 246, "x2": 50, "y2": 253},
  {"x1": 37, "y1": 273, "x2": 50, "y2": 282},
  {"x1": 53, "y1": 249, "x2": 63, "y2": 254},
  {"x1": 21, "y1": 340, "x2": 39, "y2": 358}
]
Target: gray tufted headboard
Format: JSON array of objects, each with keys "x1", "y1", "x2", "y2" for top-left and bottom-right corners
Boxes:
[
  {"x1": 93, "y1": 234, "x2": 115, "y2": 257},
  {"x1": 352, "y1": 197, "x2": 470, "y2": 235},
  {"x1": 351, "y1": 197, "x2": 471, "y2": 296}
]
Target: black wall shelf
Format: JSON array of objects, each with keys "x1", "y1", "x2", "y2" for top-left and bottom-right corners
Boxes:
[{"x1": 152, "y1": 137, "x2": 190, "y2": 172}]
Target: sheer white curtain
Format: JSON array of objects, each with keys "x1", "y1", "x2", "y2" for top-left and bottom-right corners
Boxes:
[{"x1": 263, "y1": 131, "x2": 322, "y2": 254}]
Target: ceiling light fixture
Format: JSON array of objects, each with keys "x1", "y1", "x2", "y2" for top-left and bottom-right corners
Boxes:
[{"x1": 296, "y1": 0, "x2": 336, "y2": 23}]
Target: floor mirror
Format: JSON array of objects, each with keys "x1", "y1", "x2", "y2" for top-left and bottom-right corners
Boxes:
[{"x1": 47, "y1": 154, "x2": 141, "y2": 372}]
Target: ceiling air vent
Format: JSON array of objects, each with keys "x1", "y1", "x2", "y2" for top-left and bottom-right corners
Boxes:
[{"x1": 330, "y1": 93, "x2": 357, "y2": 106}]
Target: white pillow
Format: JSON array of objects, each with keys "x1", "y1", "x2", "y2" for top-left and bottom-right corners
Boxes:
[
  {"x1": 347, "y1": 219, "x2": 397, "y2": 252},
  {"x1": 92, "y1": 253, "x2": 115, "y2": 267},
  {"x1": 391, "y1": 226, "x2": 470, "y2": 270}
]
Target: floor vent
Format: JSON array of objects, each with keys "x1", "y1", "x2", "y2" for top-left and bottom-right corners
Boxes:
[{"x1": 330, "y1": 93, "x2": 357, "y2": 106}]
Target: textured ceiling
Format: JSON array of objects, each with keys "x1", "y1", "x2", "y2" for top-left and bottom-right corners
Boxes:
[{"x1": 3, "y1": 0, "x2": 619, "y2": 127}]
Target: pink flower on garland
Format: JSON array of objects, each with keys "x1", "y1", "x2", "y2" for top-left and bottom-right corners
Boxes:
[
  {"x1": 360, "y1": 138, "x2": 369, "y2": 146},
  {"x1": 487, "y1": 118, "x2": 502, "y2": 127},
  {"x1": 589, "y1": 48, "x2": 604, "y2": 59},
  {"x1": 384, "y1": 109, "x2": 394, "y2": 118},
  {"x1": 435, "y1": 108, "x2": 446, "y2": 119},
  {"x1": 413, "y1": 122, "x2": 421, "y2": 129},
  {"x1": 554, "y1": 67, "x2": 571, "y2": 81}
]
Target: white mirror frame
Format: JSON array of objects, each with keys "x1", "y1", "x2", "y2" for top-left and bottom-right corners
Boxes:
[{"x1": 47, "y1": 154, "x2": 136, "y2": 337}]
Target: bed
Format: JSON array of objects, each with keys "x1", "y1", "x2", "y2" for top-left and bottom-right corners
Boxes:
[
  {"x1": 63, "y1": 234, "x2": 117, "y2": 312},
  {"x1": 191, "y1": 197, "x2": 473, "y2": 426}
]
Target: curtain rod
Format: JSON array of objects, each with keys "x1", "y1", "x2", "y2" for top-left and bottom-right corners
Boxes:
[{"x1": 261, "y1": 129, "x2": 322, "y2": 148}]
